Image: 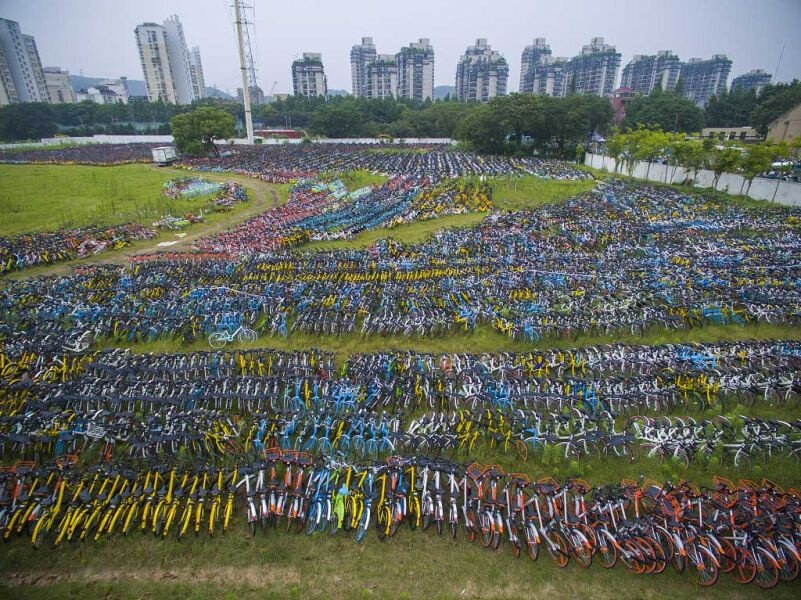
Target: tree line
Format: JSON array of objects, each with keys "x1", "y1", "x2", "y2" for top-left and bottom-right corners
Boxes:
[
  {"x1": 604, "y1": 126, "x2": 801, "y2": 196},
  {"x1": 2, "y1": 79, "x2": 799, "y2": 154}
]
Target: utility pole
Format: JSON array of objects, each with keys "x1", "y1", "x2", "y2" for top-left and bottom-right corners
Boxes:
[{"x1": 234, "y1": 0, "x2": 254, "y2": 143}]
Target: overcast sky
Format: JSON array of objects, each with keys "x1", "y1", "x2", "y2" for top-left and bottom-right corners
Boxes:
[{"x1": 2, "y1": 0, "x2": 800, "y2": 95}]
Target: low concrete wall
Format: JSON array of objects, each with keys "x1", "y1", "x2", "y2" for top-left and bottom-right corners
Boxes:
[{"x1": 585, "y1": 152, "x2": 801, "y2": 206}]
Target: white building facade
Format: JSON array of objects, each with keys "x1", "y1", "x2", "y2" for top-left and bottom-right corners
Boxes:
[
  {"x1": 0, "y1": 18, "x2": 48, "y2": 103},
  {"x1": 134, "y1": 15, "x2": 204, "y2": 104},
  {"x1": 292, "y1": 53, "x2": 328, "y2": 97},
  {"x1": 366, "y1": 54, "x2": 398, "y2": 99},
  {"x1": 43, "y1": 67, "x2": 76, "y2": 103},
  {"x1": 350, "y1": 37, "x2": 377, "y2": 98}
]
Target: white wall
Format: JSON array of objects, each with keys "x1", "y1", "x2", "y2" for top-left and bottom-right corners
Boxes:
[
  {"x1": 1, "y1": 135, "x2": 455, "y2": 150},
  {"x1": 585, "y1": 152, "x2": 801, "y2": 206}
]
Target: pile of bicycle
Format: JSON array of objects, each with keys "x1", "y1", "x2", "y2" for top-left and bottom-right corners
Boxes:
[
  {"x1": 3, "y1": 180, "x2": 801, "y2": 348},
  {"x1": 1, "y1": 452, "x2": 798, "y2": 588},
  {"x1": 0, "y1": 222, "x2": 155, "y2": 275}
]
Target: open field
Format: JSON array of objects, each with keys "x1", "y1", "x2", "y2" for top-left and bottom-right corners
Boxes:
[{"x1": 0, "y1": 164, "x2": 197, "y2": 235}]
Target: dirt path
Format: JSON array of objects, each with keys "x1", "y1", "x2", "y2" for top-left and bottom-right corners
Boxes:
[{"x1": 2, "y1": 168, "x2": 285, "y2": 281}]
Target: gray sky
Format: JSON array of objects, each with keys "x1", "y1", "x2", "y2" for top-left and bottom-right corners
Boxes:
[{"x1": 2, "y1": 0, "x2": 800, "y2": 95}]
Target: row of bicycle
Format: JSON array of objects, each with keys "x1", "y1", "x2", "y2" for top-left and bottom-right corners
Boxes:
[
  {"x1": 1, "y1": 454, "x2": 799, "y2": 588},
  {"x1": 7, "y1": 340, "x2": 798, "y2": 385},
  {"x1": 2, "y1": 394, "x2": 799, "y2": 469},
  {"x1": 0, "y1": 222, "x2": 155, "y2": 275},
  {"x1": 179, "y1": 144, "x2": 593, "y2": 184}
]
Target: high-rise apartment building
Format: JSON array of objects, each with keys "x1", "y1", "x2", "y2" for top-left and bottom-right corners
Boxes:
[
  {"x1": 519, "y1": 38, "x2": 552, "y2": 93},
  {"x1": 351, "y1": 37, "x2": 377, "y2": 98},
  {"x1": 0, "y1": 18, "x2": 48, "y2": 103},
  {"x1": 292, "y1": 53, "x2": 327, "y2": 97},
  {"x1": 189, "y1": 46, "x2": 206, "y2": 100},
  {"x1": 396, "y1": 38, "x2": 435, "y2": 101},
  {"x1": 620, "y1": 50, "x2": 682, "y2": 95},
  {"x1": 680, "y1": 54, "x2": 732, "y2": 107},
  {"x1": 455, "y1": 38, "x2": 508, "y2": 102},
  {"x1": 366, "y1": 54, "x2": 398, "y2": 99},
  {"x1": 731, "y1": 69, "x2": 771, "y2": 94},
  {"x1": 0, "y1": 47, "x2": 18, "y2": 106},
  {"x1": 565, "y1": 37, "x2": 621, "y2": 97},
  {"x1": 134, "y1": 15, "x2": 204, "y2": 104},
  {"x1": 43, "y1": 67, "x2": 76, "y2": 103}
]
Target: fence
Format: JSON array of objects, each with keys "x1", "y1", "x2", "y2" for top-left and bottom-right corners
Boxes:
[{"x1": 584, "y1": 152, "x2": 801, "y2": 206}]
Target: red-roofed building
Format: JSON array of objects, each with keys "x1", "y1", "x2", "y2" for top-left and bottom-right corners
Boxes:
[{"x1": 611, "y1": 86, "x2": 635, "y2": 124}]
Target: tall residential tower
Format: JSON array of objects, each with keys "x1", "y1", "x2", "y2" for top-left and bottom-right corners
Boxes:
[
  {"x1": 396, "y1": 38, "x2": 435, "y2": 101},
  {"x1": 680, "y1": 54, "x2": 732, "y2": 106},
  {"x1": 455, "y1": 38, "x2": 508, "y2": 102},
  {"x1": 731, "y1": 69, "x2": 771, "y2": 94},
  {"x1": 350, "y1": 37, "x2": 377, "y2": 98},
  {"x1": 0, "y1": 18, "x2": 48, "y2": 103},
  {"x1": 134, "y1": 15, "x2": 204, "y2": 104},
  {"x1": 566, "y1": 37, "x2": 621, "y2": 96},
  {"x1": 620, "y1": 51, "x2": 682, "y2": 95},
  {"x1": 292, "y1": 53, "x2": 327, "y2": 97}
]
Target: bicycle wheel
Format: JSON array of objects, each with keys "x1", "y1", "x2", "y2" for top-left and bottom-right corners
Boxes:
[
  {"x1": 31, "y1": 517, "x2": 52, "y2": 551},
  {"x1": 305, "y1": 502, "x2": 320, "y2": 536},
  {"x1": 597, "y1": 534, "x2": 617, "y2": 569},
  {"x1": 355, "y1": 507, "x2": 370, "y2": 544},
  {"x1": 464, "y1": 508, "x2": 477, "y2": 543},
  {"x1": 509, "y1": 523, "x2": 521, "y2": 558},
  {"x1": 514, "y1": 439, "x2": 528, "y2": 462},
  {"x1": 753, "y1": 549, "x2": 780, "y2": 589},
  {"x1": 376, "y1": 506, "x2": 390, "y2": 541},
  {"x1": 238, "y1": 329, "x2": 258, "y2": 344},
  {"x1": 694, "y1": 549, "x2": 720, "y2": 587},
  {"x1": 778, "y1": 547, "x2": 800, "y2": 582},
  {"x1": 479, "y1": 512, "x2": 493, "y2": 548},
  {"x1": 734, "y1": 547, "x2": 756, "y2": 584},
  {"x1": 208, "y1": 333, "x2": 228, "y2": 349},
  {"x1": 546, "y1": 530, "x2": 570, "y2": 568},
  {"x1": 525, "y1": 523, "x2": 539, "y2": 562}
]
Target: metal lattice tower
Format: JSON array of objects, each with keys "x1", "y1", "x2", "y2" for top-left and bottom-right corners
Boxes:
[
  {"x1": 233, "y1": 0, "x2": 258, "y2": 142},
  {"x1": 239, "y1": 2, "x2": 259, "y2": 92}
]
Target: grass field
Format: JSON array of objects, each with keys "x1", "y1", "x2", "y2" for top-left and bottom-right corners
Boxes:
[{"x1": 0, "y1": 164, "x2": 207, "y2": 235}]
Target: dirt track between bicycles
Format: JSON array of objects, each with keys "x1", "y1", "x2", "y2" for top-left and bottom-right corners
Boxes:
[{"x1": 1, "y1": 167, "x2": 284, "y2": 281}]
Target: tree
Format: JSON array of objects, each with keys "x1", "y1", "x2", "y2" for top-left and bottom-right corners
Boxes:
[
  {"x1": 738, "y1": 143, "x2": 775, "y2": 196},
  {"x1": 605, "y1": 129, "x2": 625, "y2": 174},
  {"x1": 706, "y1": 144, "x2": 742, "y2": 191},
  {"x1": 170, "y1": 107, "x2": 235, "y2": 156},
  {"x1": 704, "y1": 87, "x2": 758, "y2": 127},
  {"x1": 0, "y1": 103, "x2": 57, "y2": 141},
  {"x1": 750, "y1": 80, "x2": 801, "y2": 135},
  {"x1": 623, "y1": 90, "x2": 704, "y2": 133},
  {"x1": 309, "y1": 102, "x2": 363, "y2": 137}
]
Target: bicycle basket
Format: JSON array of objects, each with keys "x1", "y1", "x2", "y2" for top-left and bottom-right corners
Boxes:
[
  {"x1": 264, "y1": 447, "x2": 282, "y2": 461},
  {"x1": 620, "y1": 478, "x2": 641, "y2": 498},
  {"x1": 465, "y1": 462, "x2": 485, "y2": 481}
]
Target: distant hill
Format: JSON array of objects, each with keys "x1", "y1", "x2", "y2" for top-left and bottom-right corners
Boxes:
[
  {"x1": 68, "y1": 75, "x2": 233, "y2": 100},
  {"x1": 434, "y1": 85, "x2": 455, "y2": 100}
]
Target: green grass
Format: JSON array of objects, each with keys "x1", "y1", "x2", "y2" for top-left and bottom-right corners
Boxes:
[
  {"x1": 101, "y1": 322, "x2": 801, "y2": 368},
  {"x1": 487, "y1": 175, "x2": 596, "y2": 211},
  {"x1": 0, "y1": 164, "x2": 212, "y2": 235},
  {"x1": 0, "y1": 141, "x2": 94, "y2": 154},
  {"x1": 337, "y1": 169, "x2": 389, "y2": 191}
]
